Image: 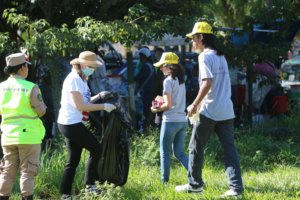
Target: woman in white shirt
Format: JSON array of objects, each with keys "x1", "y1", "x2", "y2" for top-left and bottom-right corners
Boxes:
[
  {"x1": 57, "y1": 51, "x2": 116, "y2": 199},
  {"x1": 151, "y1": 52, "x2": 189, "y2": 183}
]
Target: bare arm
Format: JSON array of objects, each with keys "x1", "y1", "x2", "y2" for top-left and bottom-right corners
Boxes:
[
  {"x1": 188, "y1": 78, "x2": 212, "y2": 117},
  {"x1": 151, "y1": 92, "x2": 172, "y2": 113},
  {"x1": 70, "y1": 91, "x2": 104, "y2": 111},
  {"x1": 90, "y1": 94, "x2": 101, "y2": 104}
]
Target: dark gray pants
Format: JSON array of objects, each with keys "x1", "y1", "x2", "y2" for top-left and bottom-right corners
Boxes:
[{"x1": 188, "y1": 114, "x2": 244, "y2": 193}]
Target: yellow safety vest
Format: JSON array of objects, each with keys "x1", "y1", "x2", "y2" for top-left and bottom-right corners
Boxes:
[{"x1": 0, "y1": 78, "x2": 45, "y2": 145}]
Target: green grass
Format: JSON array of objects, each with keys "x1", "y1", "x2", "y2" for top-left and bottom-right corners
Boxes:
[{"x1": 6, "y1": 105, "x2": 300, "y2": 199}]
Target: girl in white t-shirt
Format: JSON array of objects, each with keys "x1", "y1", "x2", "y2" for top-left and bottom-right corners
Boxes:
[
  {"x1": 57, "y1": 51, "x2": 116, "y2": 199},
  {"x1": 151, "y1": 52, "x2": 189, "y2": 183}
]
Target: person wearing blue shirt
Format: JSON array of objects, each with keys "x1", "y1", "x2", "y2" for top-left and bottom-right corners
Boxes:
[{"x1": 133, "y1": 48, "x2": 155, "y2": 118}]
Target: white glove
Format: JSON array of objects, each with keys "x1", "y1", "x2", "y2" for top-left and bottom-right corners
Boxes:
[
  {"x1": 104, "y1": 103, "x2": 116, "y2": 113},
  {"x1": 98, "y1": 91, "x2": 111, "y2": 99}
]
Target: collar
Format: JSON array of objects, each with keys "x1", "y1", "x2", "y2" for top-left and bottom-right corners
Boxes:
[{"x1": 9, "y1": 74, "x2": 25, "y2": 80}]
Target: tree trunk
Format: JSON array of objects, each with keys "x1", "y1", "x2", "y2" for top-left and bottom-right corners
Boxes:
[{"x1": 48, "y1": 62, "x2": 62, "y2": 139}]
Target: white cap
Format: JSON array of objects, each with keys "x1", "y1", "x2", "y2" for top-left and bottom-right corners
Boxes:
[{"x1": 135, "y1": 48, "x2": 151, "y2": 57}]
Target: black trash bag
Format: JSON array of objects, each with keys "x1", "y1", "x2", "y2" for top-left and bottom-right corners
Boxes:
[
  {"x1": 101, "y1": 92, "x2": 133, "y2": 131},
  {"x1": 97, "y1": 92, "x2": 133, "y2": 186}
]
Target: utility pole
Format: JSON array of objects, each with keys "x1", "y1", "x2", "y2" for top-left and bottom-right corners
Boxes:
[
  {"x1": 127, "y1": 52, "x2": 136, "y2": 131},
  {"x1": 246, "y1": 21, "x2": 254, "y2": 127}
]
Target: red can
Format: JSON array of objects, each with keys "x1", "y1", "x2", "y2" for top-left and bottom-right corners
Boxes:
[{"x1": 152, "y1": 100, "x2": 158, "y2": 107}]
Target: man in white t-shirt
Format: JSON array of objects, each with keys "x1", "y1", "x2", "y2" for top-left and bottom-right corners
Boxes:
[{"x1": 175, "y1": 22, "x2": 244, "y2": 197}]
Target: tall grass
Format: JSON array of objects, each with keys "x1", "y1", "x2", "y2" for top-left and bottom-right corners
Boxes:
[{"x1": 6, "y1": 103, "x2": 300, "y2": 199}]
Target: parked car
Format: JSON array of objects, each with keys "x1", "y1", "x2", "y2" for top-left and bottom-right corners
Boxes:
[{"x1": 100, "y1": 41, "x2": 123, "y2": 75}]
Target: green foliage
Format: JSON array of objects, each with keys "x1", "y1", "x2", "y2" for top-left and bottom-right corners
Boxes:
[
  {"x1": 202, "y1": 101, "x2": 300, "y2": 169},
  {"x1": 94, "y1": 182, "x2": 125, "y2": 200},
  {"x1": 205, "y1": 0, "x2": 267, "y2": 27},
  {"x1": 2, "y1": 0, "x2": 300, "y2": 132},
  {"x1": 6, "y1": 113, "x2": 300, "y2": 199},
  {"x1": 130, "y1": 127, "x2": 160, "y2": 166},
  {"x1": 1, "y1": 3, "x2": 209, "y2": 136},
  {"x1": 5, "y1": 103, "x2": 300, "y2": 199},
  {"x1": 210, "y1": 0, "x2": 300, "y2": 89},
  {"x1": 0, "y1": 32, "x2": 19, "y2": 56}
]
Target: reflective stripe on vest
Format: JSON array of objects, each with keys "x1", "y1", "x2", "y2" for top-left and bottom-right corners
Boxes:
[
  {"x1": 0, "y1": 88, "x2": 30, "y2": 92},
  {"x1": 3, "y1": 116, "x2": 39, "y2": 121}
]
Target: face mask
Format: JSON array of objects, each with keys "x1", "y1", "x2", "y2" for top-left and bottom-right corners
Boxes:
[{"x1": 82, "y1": 66, "x2": 95, "y2": 76}]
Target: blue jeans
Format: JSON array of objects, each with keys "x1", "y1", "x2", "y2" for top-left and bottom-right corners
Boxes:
[
  {"x1": 188, "y1": 114, "x2": 244, "y2": 193},
  {"x1": 160, "y1": 122, "x2": 189, "y2": 182}
]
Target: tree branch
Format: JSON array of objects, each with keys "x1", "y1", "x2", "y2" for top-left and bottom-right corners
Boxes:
[
  {"x1": 16, "y1": 34, "x2": 25, "y2": 43},
  {"x1": 130, "y1": 15, "x2": 146, "y2": 23},
  {"x1": 0, "y1": 18, "x2": 25, "y2": 43}
]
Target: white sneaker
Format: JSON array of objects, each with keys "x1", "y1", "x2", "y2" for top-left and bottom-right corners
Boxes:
[
  {"x1": 175, "y1": 184, "x2": 203, "y2": 195},
  {"x1": 85, "y1": 185, "x2": 101, "y2": 195},
  {"x1": 222, "y1": 189, "x2": 241, "y2": 197}
]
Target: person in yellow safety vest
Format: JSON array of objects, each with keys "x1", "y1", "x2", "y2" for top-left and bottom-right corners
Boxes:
[{"x1": 0, "y1": 53, "x2": 47, "y2": 200}]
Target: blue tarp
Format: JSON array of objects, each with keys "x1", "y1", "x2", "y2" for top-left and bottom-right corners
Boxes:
[
  {"x1": 230, "y1": 19, "x2": 300, "y2": 68},
  {"x1": 231, "y1": 19, "x2": 300, "y2": 45}
]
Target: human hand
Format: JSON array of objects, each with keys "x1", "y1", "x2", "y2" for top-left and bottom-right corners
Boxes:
[
  {"x1": 187, "y1": 104, "x2": 197, "y2": 117},
  {"x1": 98, "y1": 91, "x2": 110, "y2": 99},
  {"x1": 104, "y1": 103, "x2": 116, "y2": 113},
  {"x1": 151, "y1": 106, "x2": 159, "y2": 113},
  {"x1": 155, "y1": 96, "x2": 164, "y2": 100}
]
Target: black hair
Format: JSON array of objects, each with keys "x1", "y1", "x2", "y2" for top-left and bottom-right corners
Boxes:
[
  {"x1": 163, "y1": 63, "x2": 185, "y2": 85},
  {"x1": 4, "y1": 63, "x2": 25, "y2": 75},
  {"x1": 154, "y1": 48, "x2": 164, "y2": 53},
  {"x1": 196, "y1": 33, "x2": 224, "y2": 56}
]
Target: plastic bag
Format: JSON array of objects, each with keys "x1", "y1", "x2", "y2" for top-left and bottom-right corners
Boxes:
[
  {"x1": 187, "y1": 109, "x2": 200, "y2": 125},
  {"x1": 245, "y1": 75, "x2": 271, "y2": 110},
  {"x1": 97, "y1": 92, "x2": 133, "y2": 186}
]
